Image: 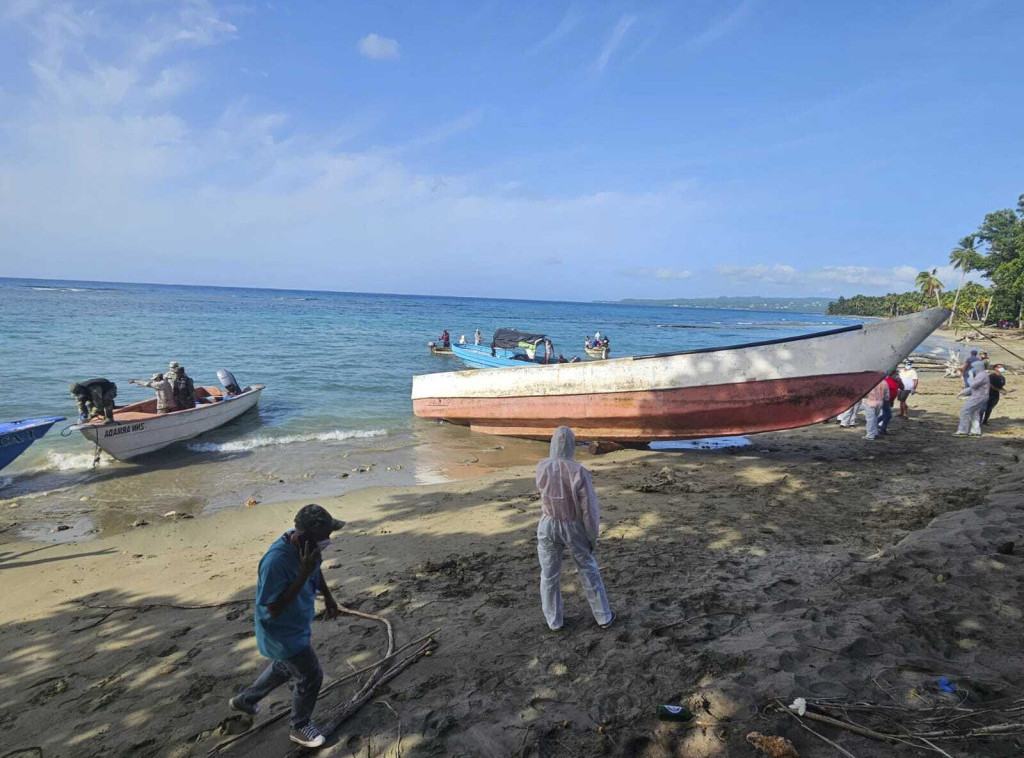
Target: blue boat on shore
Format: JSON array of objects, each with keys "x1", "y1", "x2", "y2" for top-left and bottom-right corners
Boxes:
[
  {"x1": 0, "y1": 416, "x2": 66, "y2": 471},
  {"x1": 451, "y1": 329, "x2": 560, "y2": 369}
]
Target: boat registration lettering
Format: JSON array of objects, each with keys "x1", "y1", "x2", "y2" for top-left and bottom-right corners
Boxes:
[
  {"x1": 104, "y1": 422, "x2": 146, "y2": 438},
  {"x1": 1, "y1": 429, "x2": 40, "y2": 447}
]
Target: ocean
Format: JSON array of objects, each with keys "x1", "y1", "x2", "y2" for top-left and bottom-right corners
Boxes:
[{"x1": 0, "y1": 277, "x2": 864, "y2": 540}]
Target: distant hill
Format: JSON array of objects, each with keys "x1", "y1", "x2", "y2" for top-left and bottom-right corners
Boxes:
[{"x1": 610, "y1": 296, "x2": 831, "y2": 313}]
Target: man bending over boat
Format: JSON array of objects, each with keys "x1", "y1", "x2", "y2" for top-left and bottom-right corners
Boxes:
[
  {"x1": 69, "y1": 378, "x2": 117, "y2": 423},
  {"x1": 129, "y1": 373, "x2": 174, "y2": 413},
  {"x1": 230, "y1": 504, "x2": 344, "y2": 748}
]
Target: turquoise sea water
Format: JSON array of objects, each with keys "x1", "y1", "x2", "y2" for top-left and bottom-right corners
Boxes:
[{"x1": 0, "y1": 277, "x2": 865, "y2": 537}]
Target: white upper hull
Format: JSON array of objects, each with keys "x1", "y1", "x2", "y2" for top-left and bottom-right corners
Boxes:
[{"x1": 412, "y1": 310, "x2": 948, "y2": 401}]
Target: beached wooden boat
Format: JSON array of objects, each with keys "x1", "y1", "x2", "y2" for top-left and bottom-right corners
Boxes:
[
  {"x1": 71, "y1": 385, "x2": 263, "y2": 460},
  {"x1": 584, "y1": 344, "x2": 610, "y2": 359},
  {"x1": 412, "y1": 309, "x2": 949, "y2": 442},
  {"x1": 0, "y1": 416, "x2": 65, "y2": 470}
]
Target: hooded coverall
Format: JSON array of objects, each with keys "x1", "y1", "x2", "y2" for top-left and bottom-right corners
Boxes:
[
  {"x1": 535, "y1": 426, "x2": 612, "y2": 630},
  {"x1": 957, "y1": 371, "x2": 991, "y2": 435},
  {"x1": 837, "y1": 400, "x2": 861, "y2": 427}
]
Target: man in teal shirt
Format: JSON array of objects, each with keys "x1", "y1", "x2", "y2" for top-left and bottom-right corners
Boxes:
[{"x1": 230, "y1": 504, "x2": 344, "y2": 748}]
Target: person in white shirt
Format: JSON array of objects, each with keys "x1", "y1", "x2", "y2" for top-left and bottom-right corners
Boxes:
[
  {"x1": 535, "y1": 426, "x2": 613, "y2": 631},
  {"x1": 897, "y1": 360, "x2": 919, "y2": 419}
]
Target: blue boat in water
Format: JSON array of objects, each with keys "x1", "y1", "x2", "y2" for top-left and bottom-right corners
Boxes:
[
  {"x1": 0, "y1": 416, "x2": 66, "y2": 471},
  {"x1": 451, "y1": 329, "x2": 559, "y2": 369}
]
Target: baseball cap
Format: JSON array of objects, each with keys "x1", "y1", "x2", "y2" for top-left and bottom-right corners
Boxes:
[{"x1": 294, "y1": 503, "x2": 345, "y2": 533}]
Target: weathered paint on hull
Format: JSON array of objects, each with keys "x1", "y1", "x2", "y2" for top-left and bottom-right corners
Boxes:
[{"x1": 413, "y1": 370, "x2": 883, "y2": 441}]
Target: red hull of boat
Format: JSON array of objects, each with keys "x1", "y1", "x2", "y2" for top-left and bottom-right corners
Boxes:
[{"x1": 413, "y1": 371, "x2": 883, "y2": 441}]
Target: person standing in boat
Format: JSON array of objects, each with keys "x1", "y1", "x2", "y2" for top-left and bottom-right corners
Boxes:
[
  {"x1": 474, "y1": 328, "x2": 482, "y2": 345},
  {"x1": 229, "y1": 504, "x2": 344, "y2": 748},
  {"x1": 129, "y1": 373, "x2": 174, "y2": 413},
  {"x1": 535, "y1": 426, "x2": 613, "y2": 631},
  {"x1": 69, "y1": 378, "x2": 117, "y2": 423},
  {"x1": 169, "y1": 362, "x2": 197, "y2": 409}
]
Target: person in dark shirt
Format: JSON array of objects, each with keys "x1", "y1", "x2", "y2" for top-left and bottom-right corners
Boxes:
[
  {"x1": 69, "y1": 378, "x2": 117, "y2": 422},
  {"x1": 983, "y1": 365, "x2": 1014, "y2": 424}
]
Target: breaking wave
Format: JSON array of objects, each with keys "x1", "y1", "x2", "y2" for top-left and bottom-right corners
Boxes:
[
  {"x1": 187, "y1": 428, "x2": 387, "y2": 453},
  {"x1": 43, "y1": 451, "x2": 113, "y2": 471}
]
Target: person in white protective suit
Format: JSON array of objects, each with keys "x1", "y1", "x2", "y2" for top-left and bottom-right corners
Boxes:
[
  {"x1": 535, "y1": 426, "x2": 613, "y2": 631},
  {"x1": 837, "y1": 399, "x2": 862, "y2": 428},
  {"x1": 955, "y1": 369, "x2": 991, "y2": 437},
  {"x1": 862, "y1": 380, "x2": 887, "y2": 440}
]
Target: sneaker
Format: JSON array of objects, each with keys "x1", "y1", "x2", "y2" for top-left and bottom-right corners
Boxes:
[
  {"x1": 953, "y1": 432, "x2": 968, "y2": 437},
  {"x1": 863, "y1": 435, "x2": 875, "y2": 440},
  {"x1": 599, "y1": 613, "x2": 615, "y2": 630},
  {"x1": 228, "y1": 695, "x2": 259, "y2": 716},
  {"x1": 290, "y1": 723, "x2": 326, "y2": 748}
]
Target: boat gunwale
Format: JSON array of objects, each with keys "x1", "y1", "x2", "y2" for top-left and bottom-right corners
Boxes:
[{"x1": 630, "y1": 323, "x2": 863, "y2": 360}]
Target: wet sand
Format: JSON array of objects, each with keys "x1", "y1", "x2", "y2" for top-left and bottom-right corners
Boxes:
[{"x1": 1, "y1": 351, "x2": 1022, "y2": 757}]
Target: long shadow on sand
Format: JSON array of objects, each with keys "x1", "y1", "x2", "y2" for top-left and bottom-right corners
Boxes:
[{"x1": 1, "y1": 407, "x2": 1022, "y2": 757}]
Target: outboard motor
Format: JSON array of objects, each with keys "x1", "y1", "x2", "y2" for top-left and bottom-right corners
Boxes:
[{"x1": 217, "y1": 368, "x2": 242, "y2": 396}]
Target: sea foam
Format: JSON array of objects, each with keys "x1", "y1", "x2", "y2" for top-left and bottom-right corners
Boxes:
[{"x1": 187, "y1": 428, "x2": 387, "y2": 453}]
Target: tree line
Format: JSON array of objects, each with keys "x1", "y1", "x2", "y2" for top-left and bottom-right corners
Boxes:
[{"x1": 827, "y1": 192, "x2": 1024, "y2": 325}]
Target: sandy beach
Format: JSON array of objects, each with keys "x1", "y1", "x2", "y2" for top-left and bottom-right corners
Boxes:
[{"x1": 2, "y1": 344, "x2": 1023, "y2": 757}]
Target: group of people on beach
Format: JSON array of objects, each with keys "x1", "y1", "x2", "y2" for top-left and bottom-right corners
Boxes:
[
  {"x1": 229, "y1": 425, "x2": 609, "y2": 748},
  {"x1": 836, "y1": 348, "x2": 1013, "y2": 439}
]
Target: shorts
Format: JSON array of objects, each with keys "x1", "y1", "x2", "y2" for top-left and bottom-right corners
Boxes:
[{"x1": 897, "y1": 390, "x2": 912, "y2": 402}]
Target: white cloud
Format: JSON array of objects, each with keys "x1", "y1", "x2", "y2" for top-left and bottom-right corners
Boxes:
[
  {"x1": 358, "y1": 33, "x2": 399, "y2": 61},
  {"x1": 0, "y1": 1, "x2": 710, "y2": 297},
  {"x1": 629, "y1": 267, "x2": 693, "y2": 280},
  {"x1": 528, "y1": 5, "x2": 582, "y2": 55},
  {"x1": 593, "y1": 14, "x2": 635, "y2": 73},
  {"x1": 716, "y1": 263, "x2": 921, "y2": 290},
  {"x1": 686, "y1": 0, "x2": 756, "y2": 53}
]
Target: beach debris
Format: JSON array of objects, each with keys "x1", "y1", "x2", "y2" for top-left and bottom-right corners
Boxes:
[
  {"x1": 163, "y1": 510, "x2": 194, "y2": 520},
  {"x1": 997, "y1": 541, "x2": 1015, "y2": 555},
  {"x1": 244, "y1": 498, "x2": 259, "y2": 508},
  {"x1": 937, "y1": 677, "x2": 956, "y2": 694},
  {"x1": 338, "y1": 472, "x2": 350, "y2": 478},
  {"x1": 53, "y1": 524, "x2": 71, "y2": 532},
  {"x1": 746, "y1": 732, "x2": 799, "y2": 757},
  {"x1": 80, "y1": 496, "x2": 89, "y2": 502},
  {"x1": 656, "y1": 704, "x2": 695, "y2": 722},
  {"x1": 7, "y1": 501, "x2": 18, "y2": 508},
  {"x1": 787, "y1": 697, "x2": 807, "y2": 716},
  {"x1": 131, "y1": 519, "x2": 149, "y2": 528}
]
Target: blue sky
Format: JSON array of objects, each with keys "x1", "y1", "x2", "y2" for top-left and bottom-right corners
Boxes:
[{"x1": 0, "y1": 0, "x2": 1020, "y2": 300}]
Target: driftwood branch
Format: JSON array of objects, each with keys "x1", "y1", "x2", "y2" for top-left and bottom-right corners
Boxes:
[{"x1": 776, "y1": 700, "x2": 859, "y2": 758}]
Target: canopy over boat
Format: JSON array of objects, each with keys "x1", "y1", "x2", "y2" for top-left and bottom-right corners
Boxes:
[
  {"x1": 491, "y1": 329, "x2": 546, "y2": 350},
  {"x1": 0, "y1": 416, "x2": 65, "y2": 471},
  {"x1": 70, "y1": 384, "x2": 263, "y2": 461},
  {"x1": 412, "y1": 309, "x2": 949, "y2": 443}
]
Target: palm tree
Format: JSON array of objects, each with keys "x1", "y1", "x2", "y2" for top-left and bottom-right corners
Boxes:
[
  {"x1": 915, "y1": 268, "x2": 944, "y2": 308},
  {"x1": 947, "y1": 236, "x2": 982, "y2": 325}
]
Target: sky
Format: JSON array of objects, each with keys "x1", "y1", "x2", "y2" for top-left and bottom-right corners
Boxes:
[{"x1": 0, "y1": 0, "x2": 1021, "y2": 301}]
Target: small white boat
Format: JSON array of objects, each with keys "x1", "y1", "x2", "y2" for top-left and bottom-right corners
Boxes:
[{"x1": 71, "y1": 384, "x2": 264, "y2": 460}]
